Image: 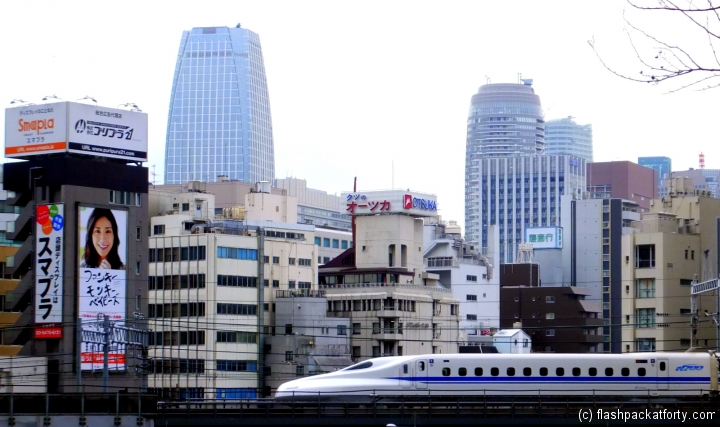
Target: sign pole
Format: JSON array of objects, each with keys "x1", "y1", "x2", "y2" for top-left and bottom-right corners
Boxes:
[
  {"x1": 77, "y1": 317, "x2": 82, "y2": 392},
  {"x1": 103, "y1": 315, "x2": 109, "y2": 393}
]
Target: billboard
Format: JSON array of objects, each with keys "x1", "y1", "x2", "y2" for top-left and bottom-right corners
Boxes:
[
  {"x1": 5, "y1": 101, "x2": 148, "y2": 162},
  {"x1": 341, "y1": 190, "x2": 438, "y2": 217},
  {"x1": 34, "y1": 204, "x2": 65, "y2": 336},
  {"x1": 78, "y1": 206, "x2": 128, "y2": 371},
  {"x1": 524, "y1": 226, "x2": 563, "y2": 249},
  {"x1": 5, "y1": 102, "x2": 68, "y2": 157}
]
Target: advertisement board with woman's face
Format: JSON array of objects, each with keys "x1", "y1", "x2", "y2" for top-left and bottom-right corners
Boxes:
[{"x1": 77, "y1": 206, "x2": 127, "y2": 371}]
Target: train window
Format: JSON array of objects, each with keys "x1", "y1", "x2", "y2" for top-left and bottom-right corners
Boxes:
[
  {"x1": 475, "y1": 367, "x2": 483, "y2": 376},
  {"x1": 442, "y1": 368, "x2": 451, "y2": 377},
  {"x1": 638, "y1": 368, "x2": 646, "y2": 377},
  {"x1": 572, "y1": 368, "x2": 581, "y2": 377},
  {"x1": 459, "y1": 367, "x2": 467, "y2": 376},
  {"x1": 589, "y1": 368, "x2": 597, "y2": 377},
  {"x1": 507, "y1": 367, "x2": 515, "y2": 376},
  {"x1": 523, "y1": 367, "x2": 532, "y2": 376},
  {"x1": 403, "y1": 364, "x2": 408, "y2": 374},
  {"x1": 418, "y1": 362, "x2": 425, "y2": 372},
  {"x1": 659, "y1": 362, "x2": 666, "y2": 371},
  {"x1": 491, "y1": 367, "x2": 499, "y2": 377},
  {"x1": 540, "y1": 367, "x2": 548, "y2": 376},
  {"x1": 605, "y1": 368, "x2": 613, "y2": 376},
  {"x1": 621, "y1": 368, "x2": 629, "y2": 377},
  {"x1": 556, "y1": 367, "x2": 564, "y2": 376},
  {"x1": 344, "y1": 361, "x2": 373, "y2": 371}
]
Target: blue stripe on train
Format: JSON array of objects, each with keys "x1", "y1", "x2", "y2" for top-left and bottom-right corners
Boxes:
[{"x1": 386, "y1": 376, "x2": 709, "y2": 384}]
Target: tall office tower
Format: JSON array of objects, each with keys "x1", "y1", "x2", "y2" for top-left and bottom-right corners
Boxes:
[
  {"x1": 164, "y1": 25, "x2": 275, "y2": 185},
  {"x1": 638, "y1": 156, "x2": 671, "y2": 189},
  {"x1": 466, "y1": 81, "x2": 545, "y2": 158},
  {"x1": 545, "y1": 117, "x2": 593, "y2": 162},
  {"x1": 465, "y1": 80, "x2": 550, "y2": 258}
]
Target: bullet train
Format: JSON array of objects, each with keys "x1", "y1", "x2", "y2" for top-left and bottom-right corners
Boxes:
[{"x1": 275, "y1": 352, "x2": 719, "y2": 401}]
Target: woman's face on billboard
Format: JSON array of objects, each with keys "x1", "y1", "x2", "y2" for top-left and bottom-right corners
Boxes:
[{"x1": 92, "y1": 216, "x2": 114, "y2": 259}]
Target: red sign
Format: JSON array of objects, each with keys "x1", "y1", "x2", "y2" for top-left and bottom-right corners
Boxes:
[
  {"x1": 81, "y1": 352, "x2": 126, "y2": 365},
  {"x1": 34, "y1": 326, "x2": 62, "y2": 339},
  {"x1": 403, "y1": 194, "x2": 412, "y2": 209}
]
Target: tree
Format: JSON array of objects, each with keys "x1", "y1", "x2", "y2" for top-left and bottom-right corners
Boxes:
[{"x1": 589, "y1": 0, "x2": 720, "y2": 92}]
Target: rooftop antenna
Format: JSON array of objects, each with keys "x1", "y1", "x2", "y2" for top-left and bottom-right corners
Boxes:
[
  {"x1": 151, "y1": 165, "x2": 157, "y2": 187},
  {"x1": 518, "y1": 73, "x2": 522, "y2": 84},
  {"x1": 485, "y1": 75, "x2": 491, "y2": 85}
]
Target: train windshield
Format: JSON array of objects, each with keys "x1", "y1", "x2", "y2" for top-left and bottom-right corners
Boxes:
[{"x1": 342, "y1": 361, "x2": 373, "y2": 371}]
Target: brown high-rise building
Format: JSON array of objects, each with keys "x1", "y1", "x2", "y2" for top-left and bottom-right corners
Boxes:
[{"x1": 587, "y1": 161, "x2": 657, "y2": 212}]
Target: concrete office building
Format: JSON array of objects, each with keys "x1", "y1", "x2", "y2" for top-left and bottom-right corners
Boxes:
[
  {"x1": 587, "y1": 161, "x2": 657, "y2": 212},
  {"x1": 153, "y1": 179, "x2": 350, "y2": 264},
  {"x1": 660, "y1": 168, "x2": 720, "y2": 198},
  {"x1": 164, "y1": 25, "x2": 275, "y2": 184},
  {"x1": 147, "y1": 188, "x2": 317, "y2": 399},
  {"x1": 544, "y1": 117, "x2": 593, "y2": 162},
  {"x1": 638, "y1": 156, "x2": 672, "y2": 190},
  {"x1": 560, "y1": 196, "x2": 641, "y2": 353},
  {"x1": 468, "y1": 154, "x2": 587, "y2": 264},
  {"x1": 622, "y1": 177, "x2": 720, "y2": 352},
  {"x1": 319, "y1": 190, "x2": 462, "y2": 359}
]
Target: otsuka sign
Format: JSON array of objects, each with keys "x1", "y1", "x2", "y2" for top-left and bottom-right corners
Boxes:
[
  {"x1": 341, "y1": 190, "x2": 438, "y2": 217},
  {"x1": 5, "y1": 101, "x2": 148, "y2": 162}
]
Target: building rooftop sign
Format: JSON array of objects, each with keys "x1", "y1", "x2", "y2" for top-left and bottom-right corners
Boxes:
[
  {"x1": 5, "y1": 101, "x2": 148, "y2": 162},
  {"x1": 340, "y1": 190, "x2": 438, "y2": 217}
]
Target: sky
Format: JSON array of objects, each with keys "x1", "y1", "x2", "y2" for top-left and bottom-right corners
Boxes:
[{"x1": 2, "y1": 0, "x2": 720, "y2": 231}]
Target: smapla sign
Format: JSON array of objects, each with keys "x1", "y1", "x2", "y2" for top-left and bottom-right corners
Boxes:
[{"x1": 403, "y1": 194, "x2": 437, "y2": 211}]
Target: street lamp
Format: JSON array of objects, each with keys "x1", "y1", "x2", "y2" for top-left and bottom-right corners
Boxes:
[
  {"x1": 41, "y1": 95, "x2": 63, "y2": 102},
  {"x1": 9, "y1": 99, "x2": 35, "y2": 105},
  {"x1": 77, "y1": 95, "x2": 97, "y2": 104},
  {"x1": 118, "y1": 102, "x2": 142, "y2": 112}
]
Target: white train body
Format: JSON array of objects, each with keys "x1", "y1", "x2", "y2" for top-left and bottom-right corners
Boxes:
[{"x1": 276, "y1": 352, "x2": 719, "y2": 400}]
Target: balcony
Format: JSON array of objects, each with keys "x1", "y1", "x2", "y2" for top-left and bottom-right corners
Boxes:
[
  {"x1": 373, "y1": 328, "x2": 402, "y2": 341},
  {"x1": 326, "y1": 310, "x2": 351, "y2": 318},
  {"x1": 6, "y1": 204, "x2": 32, "y2": 241}
]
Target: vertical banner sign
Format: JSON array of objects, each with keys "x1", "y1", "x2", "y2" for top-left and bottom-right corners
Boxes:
[
  {"x1": 35, "y1": 204, "x2": 65, "y2": 331},
  {"x1": 78, "y1": 206, "x2": 128, "y2": 371}
]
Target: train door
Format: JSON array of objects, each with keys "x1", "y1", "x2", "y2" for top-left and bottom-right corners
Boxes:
[
  {"x1": 657, "y1": 359, "x2": 669, "y2": 390},
  {"x1": 415, "y1": 360, "x2": 428, "y2": 389},
  {"x1": 401, "y1": 363, "x2": 412, "y2": 389}
]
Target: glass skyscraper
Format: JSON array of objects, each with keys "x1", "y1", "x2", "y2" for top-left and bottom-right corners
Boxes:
[
  {"x1": 465, "y1": 81, "x2": 547, "y2": 254},
  {"x1": 545, "y1": 117, "x2": 593, "y2": 162},
  {"x1": 164, "y1": 25, "x2": 275, "y2": 184},
  {"x1": 638, "y1": 156, "x2": 671, "y2": 189}
]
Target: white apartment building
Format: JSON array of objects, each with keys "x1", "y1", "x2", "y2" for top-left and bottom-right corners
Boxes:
[
  {"x1": 147, "y1": 188, "x2": 317, "y2": 399},
  {"x1": 423, "y1": 219, "x2": 500, "y2": 341}
]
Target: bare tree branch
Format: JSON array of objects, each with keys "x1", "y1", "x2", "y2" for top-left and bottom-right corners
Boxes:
[
  {"x1": 628, "y1": 0, "x2": 720, "y2": 12},
  {"x1": 590, "y1": 0, "x2": 720, "y2": 91}
]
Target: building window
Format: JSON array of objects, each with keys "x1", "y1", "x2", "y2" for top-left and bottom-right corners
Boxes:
[
  {"x1": 272, "y1": 280, "x2": 279, "y2": 288},
  {"x1": 341, "y1": 240, "x2": 348, "y2": 249},
  {"x1": 466, "y1": 275, "x2": 478, "y2": 282},
  {"x1": 314, "y1": 237, "x2": 321, "y2": 245},
  {"x1": 466, "y1": 294, "x2": 477, "y2": 301},
  {"x1": 352, "y1": 323, "x2": 361, "y2": 335},
  {"x1": 298, "y1": 258, "x2": 312, "y2": 266},
  {"x1": 182, "y1": 203, "x2": 190, "y2": 211},
  {"x1": 545, "y1": 313, "x2": 555, "y2": 320},
  {"x1": 635, "y1": 244, "x2": 655, "y2": 268},
  {"x1": 636, "y1": 308, "x2": 655, "y2": 328},
  {"x1": 636, "y1": 338, "x2": 656, "y2": 352},
  {"x1": 332, "y1": 239, "x2": 339, "y2": 249},
  {"x1": 136, "y1": 227, "x2": 141, "y2": 241},
  {"x1": 153, "y1": 225, "x2": 165, "y2": 235},
  {"x1": 466, "y1": 314, "x2": 477, "y2": 321},
  {"x1": 337, "y1": 325, "x2": 347, "y2": 335},
  {"x1": 546, "y1": 296, "x2": 555, "y2": 303},
  {"x1": 296, "y1": 365, "x2": 304, "y2": 376},
  {"x1": 635, "y1": 278, "x2": 655, "y2": 298},
  {"x1": 285, "y1": 351, "x2": 293, "y2": 361},
  {"x1": 272, "y1": 256, "x2": 280, "y2": 264},
  {"x1": 323, "y1": 238, "x2": 330, "y2": 247},
  {"x1": 135, "y1": 261, "x2": 141, "y2": 275},
  {"x1": 546, "y1": 330, "x2": 555, "y2": 336},
  {"x1": 288, "y1": 281, "x2": 296, "y2": 289}
]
